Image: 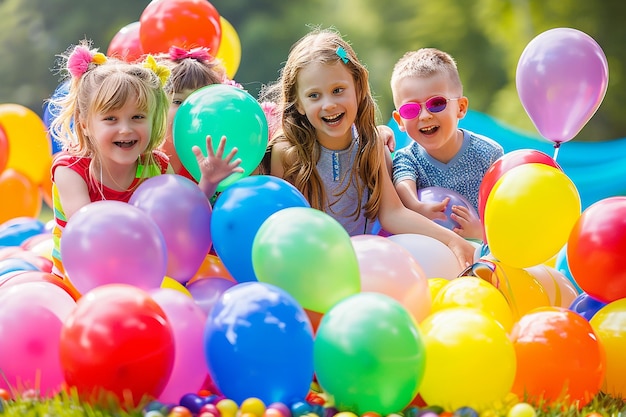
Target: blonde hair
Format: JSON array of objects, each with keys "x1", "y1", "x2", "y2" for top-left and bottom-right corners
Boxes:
[
  {"x1": 274, "y1": 27, "x2": 383, "y2": 221},
  {"x1": 390, "y1": 48, "x2": 463, "y2": 102},
  {"x1": 50, "y1": 40, "x2": 169, "y2": 184}
]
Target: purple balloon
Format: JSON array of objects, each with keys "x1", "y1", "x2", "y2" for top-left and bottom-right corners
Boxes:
[
  {"x1": 516, "y1": 28, "x2": 609, "y2": 143},
  {"x1": 61, "y1": 200, "x2": 167, "y2": 294},
  {"x1": 130, "y1": 174, "x2": 213, "y2": 283},
  {"x1": 187, "y1": 277, "x2": 236, "y2": 316},
  {"x1": 417, "y1": 186, "x2": 478, "y2": 230}
]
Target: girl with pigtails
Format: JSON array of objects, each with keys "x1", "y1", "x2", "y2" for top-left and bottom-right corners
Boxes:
[{"x1": 48, "y1": 40, "x2": 241, "y2": 279}]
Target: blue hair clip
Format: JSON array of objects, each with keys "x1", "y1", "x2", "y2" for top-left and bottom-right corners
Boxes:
[{"x1": 336, "y1": 46, "x2": 349, "y2": 64}]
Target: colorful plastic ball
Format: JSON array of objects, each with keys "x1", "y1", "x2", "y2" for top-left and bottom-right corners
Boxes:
[
  {"x1": 216, "y1": 398, "x2": 239, "y2": 417},
  {"x1": 507, "y1": 402, "x2": 536, "y2": 417},
  {"x1": 241, "y1": 397, "x2": 266, "y2": 417}
]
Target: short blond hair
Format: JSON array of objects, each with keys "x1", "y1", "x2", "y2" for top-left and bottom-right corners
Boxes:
[{"x1": 390, "y1": 48, "x2": 463, "y2": 101}]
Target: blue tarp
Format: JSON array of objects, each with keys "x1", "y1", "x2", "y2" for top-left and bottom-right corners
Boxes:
[{"x1": 390, "y1": 110, "x2": 626, "y2": 210}]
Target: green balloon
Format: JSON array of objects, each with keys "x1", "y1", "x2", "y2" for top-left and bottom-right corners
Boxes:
[
  {"x1": 173, "y1": 84, "x2": 268, "y2": 191},
  {"x1": 251, "y1": 207, "x2": 361, "y2": 313},
  {"x1": 314, "y1": 293, "x2": 426, "y2": 415}
]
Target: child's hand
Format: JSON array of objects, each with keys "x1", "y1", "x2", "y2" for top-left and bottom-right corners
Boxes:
[
  {"x1": 450, "y1": 205, "x2": 483, "y2": 241},
  {"x1": 419, "y1": 197, "x2": 450, "y2": 222},
  {"x1": 192, "y1": 135, "x2": 244, "y2": 198},
  {"x1": 377, "y1": 124, "x2": 396, "y2": 153}
]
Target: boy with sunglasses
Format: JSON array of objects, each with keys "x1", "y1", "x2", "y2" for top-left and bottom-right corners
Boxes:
[{"x1": 390, "y1": 48, "x2": 503, "y2": 240}]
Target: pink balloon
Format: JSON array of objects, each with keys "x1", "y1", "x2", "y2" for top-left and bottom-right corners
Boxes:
[
  {"x1": 516, "y1": 28, "x2": 608, "y2": 144},
  {"x1": 0, "y1": 301, "x2": 64, "y2": 396},
  {"x1": 61, "y1": 200, "x2": 167, "y2": 294},
  {"x1": 151, "y1": 288, "x2": 209, "y2": 404},
  {"x1": 351, "y1": 235, "x2": 431, "y2": 322},
  {"x1": 0, "y1": 281, "x2": 77, "y2": 321},
  {"x1": 107, "y1": 21, "x2": 144, "y2": 62}
]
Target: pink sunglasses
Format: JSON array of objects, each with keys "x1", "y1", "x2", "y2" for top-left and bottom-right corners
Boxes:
[{"x1": 398, "y1": 96, "x2": 459, "y2": 119}]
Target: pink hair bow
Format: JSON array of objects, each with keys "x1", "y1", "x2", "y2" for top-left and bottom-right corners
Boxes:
[
  {"x1": 67, "y1": 45, "x2": 106, "y2": 78},
  {"x1": 168, "y1": 46, "x2": 212, "y2": 62}
]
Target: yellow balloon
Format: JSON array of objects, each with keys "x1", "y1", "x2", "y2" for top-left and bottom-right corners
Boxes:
[
  {"x1": 484, "y1": 163, "x2": 581, "y2": 268},
  {"x1": 0, "y1": 104, "x2": 52, "y2": 186},
  {"x1": 472, "y1": 259, "x2": 550, "y2": 320},
  {"x1": 590, "y1": 299, "x2": 626, "y2": 398},
  {"x1": 427, "y1": 277, "x2": 449, "y2": 302},
  {"x1": 432, "y1": 276, "x2": 514, "y2": 332},
  {"x1": 419, "y1": 307, "x2": 517, "y2": 411},
  {"x1": 215, "y1": 16, "x2": 241, "y2": 79},
  {"x1": 161, "y1": 276, "x2": 192, "y2": 298}
]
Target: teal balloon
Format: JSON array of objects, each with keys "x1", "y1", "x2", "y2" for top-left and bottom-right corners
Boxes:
[
  {"x1": 173, "y1": 84, "x2": 268, "y2": 191},
  {"x1": 251, "y1": 207, "x2": 360, "y2": 313},
  {"x1": 314, "y1": 293, "x2": 426, "y2": 415}
]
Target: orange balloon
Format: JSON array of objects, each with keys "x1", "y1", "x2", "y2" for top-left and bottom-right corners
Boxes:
[
  {"x1": 0, "y1": 124, "x2": 8, "y2": 174},
  {"x1": 510, "y1": 307, "x2": 605, "y2": 408},
  {"x1": 0, "y1": 104, "x2": 51, "y2": 186},
  {"x1": 0, "y1": 169, "x2": 42, "y2": 223},
  {"x1": 186, "y1": 253, "x2": 235, "y2": 285},
  {"x1": 39, "y1": 155, "x2": 54, "y2": 209}
]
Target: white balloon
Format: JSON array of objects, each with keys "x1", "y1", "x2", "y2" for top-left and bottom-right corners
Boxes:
[{"x1": 388, "y1": 233, "x2": 462, "y2": 280}]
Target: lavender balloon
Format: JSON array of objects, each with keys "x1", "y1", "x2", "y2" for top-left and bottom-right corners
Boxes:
[
  {"x1": 61, "y1": 200, "x2": 167, "y2": 294},
  {"x1": 418, "y1": 186, "x2": 478, "y2": 230},
  {"x1": 516, "y1": 28, "x2": 609, "y2": 144},
  {"x1": 130, "y1": 174, "x2": 213, "y2": 283}
]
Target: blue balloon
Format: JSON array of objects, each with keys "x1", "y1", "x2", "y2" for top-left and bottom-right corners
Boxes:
[
  {"x1": 204, "y1": 282, "x2": 314, "y2": 405},
  {"x1": 0, "y1": 218, "x2": 45, "y2": 247},
  {"x1": 569, "y1": 292, "x2": 606, "y2": 321},
  {"x1": 211, "y1": 176, "x2": 309, "y2": 282},
  {"x1": 0, "y1": 258, "x2": 39, "y2": 277},
  {"x1": 43, "y1": 80, "x2": 71, "y2": 155},
  {"x1": 554, "y1": 244, "x2": 582, "y2": 293}
]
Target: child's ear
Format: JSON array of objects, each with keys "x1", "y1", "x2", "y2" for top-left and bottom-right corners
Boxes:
[
  {"x1": 392, "y1": 110, "x2": 406, "y2": 132},
  {"x1": 457, "y1": 96, "x2": 469, "y2": 119}
]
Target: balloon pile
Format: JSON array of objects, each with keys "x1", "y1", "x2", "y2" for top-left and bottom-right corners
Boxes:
[{"x1": 1, "y1": 24, "x2": 625, "y2": 417}]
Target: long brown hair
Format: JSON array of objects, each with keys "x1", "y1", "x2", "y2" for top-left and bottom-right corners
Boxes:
[{"x1": 275, "y1": 27, "x2": 384, "y2": 221}]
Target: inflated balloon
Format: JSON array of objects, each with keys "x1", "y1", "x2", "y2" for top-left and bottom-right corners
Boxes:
[
  {"x1": 0, "y1": 169, "x2": 42, "y2": 223},
  {"x1": 204, "y1": 282, "x2": 314, "y2": 405},
  {"x1": 215, "y1": 16, "x2": 241, "y2": 79},
  {"x1": 555, "y1": 244, "x2": 582, "y2": 293},
  {"x1": 187, "y1": 253, "x2": 235, "y2": 284},
  {"x1": 43, "y1": 81, "x2": 70, "y2": 155},
  {"x1": 211, "y1": 175, "x2": 309, "y2": 283},
  {"x1": 0, "y1": 124, "x2": 7, "y2": 174},
  {"x1": 151, "y1": 288, "x2": 208, "y2": 405},
  {"x1": 418, "y1": 307, "x2": 516, "y2": 412},
  {"x1": 569, "y1": 292, "x2": 606, "y2": 321},
  {"x1": 525, "y1": 264, "x2": 579, "y2": 308},
  {"x1": 315, "y1": 293, "x2": 426, "y2": 415},
  {"x1": 130, "y1": 174, "x2": 213, "y2": 283},
  {"x1": 0, "y1": 271, "x2": 81, "y2": 301},
  {"x1": 61, "y1": 201, "x2": 167, "y2": 294},
  {"x1": 350, "y1": 235, "x2": 430, "y2": 323},
  {"x1": 511, "y1": 307, "x2": 605, "y2": 408},
  {"x1": 174, "y1": 84, "x2": 268, "y2": 191},
  {"x1": 139, "y1": 0, "x2": 221, "y2": 55},
  {"x1": 484, "y1": 163, "x2": 581, "y2": 268},
  {"x1": 467, "y1": 259, "x2": 550, "y2": 320},
  {"x1": 478, "y1": 149, "x2": 561, "y2": 224},
  {"x1": 516, "y1": 28, "x2": 609, "y2": 144},
  {"x1": 60, "y1": 284, "x2": 175, "y2": 406},
  {"x1": 0, "y1": 217, "x2": 45, "y2": 247},
  {"x1": 186, "y1": 277, "x2": 236, "y2": 316},
  {"x1": 388, "y1": 233, "x2": 462, "y2": 279},
  {"x1": 590, "y1": 299, "x2": 626, "y2": 398},
  {"x1": 567, "y1": 197, "x2": 626, "y2": 303},
  {"x1": 0, "y1": 104, "x2": 51, "y2": 185},
  {"x1": 0, "y1": 302, "x2": 64, "y2": 396},
  {"x1": 161, "y1": 276, "x2": 192, "y2": 297},
  {"x1": 417, "y1": 186, "x2": 478, "y2": 231},
  {"x1": 251, "y1": 207, "x2": 360, "y2": 313},
  {"x1": 432, "y1": 276, "x2": 514, "y2": 332},
  {"x1": 107, "y1": 21, "x2": 144, "y2": 62}
]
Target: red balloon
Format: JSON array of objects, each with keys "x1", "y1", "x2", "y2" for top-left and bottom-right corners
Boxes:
[
  {"x1": 568, "y1": 197, "x2": 626, "y2": 303},
  {"x1": 478, "y1": 149, "x2": 561, "y2": 222},
  {"x1": 107, "y1": 21, "x2": 144, "y2": 62},
  {"x1": 139, "y1": 0, "x2": 221, "y2": 55},
  {"x1": 60, "y1": 284, "x2": 175, "y2": 406}
]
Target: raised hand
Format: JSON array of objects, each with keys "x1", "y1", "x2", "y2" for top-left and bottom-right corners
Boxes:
[{"x1": 192, "y1": 135, "x2": 244, "y2": 198}]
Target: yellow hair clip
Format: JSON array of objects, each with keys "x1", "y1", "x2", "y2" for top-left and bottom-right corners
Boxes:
[
  {"x1": 143, "y1": 54, "x2": 171, "y2": 87},
  {"x1": 92, "y1": 52, "x2": 107, "y2": 65}
]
